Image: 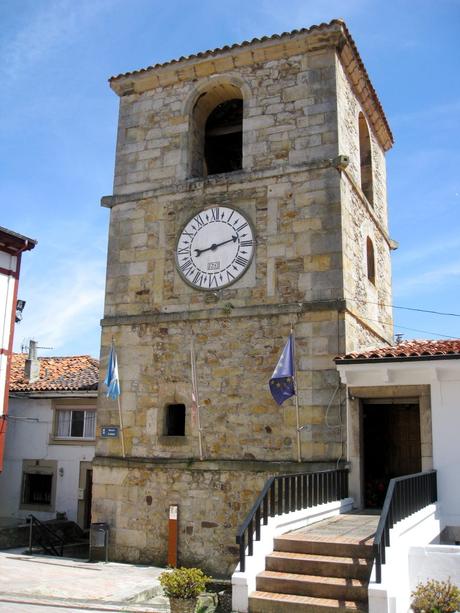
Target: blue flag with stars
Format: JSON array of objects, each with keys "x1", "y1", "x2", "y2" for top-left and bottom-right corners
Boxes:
[{"x1": 269, "y1": 334, "x2": 295, "y2": 405}]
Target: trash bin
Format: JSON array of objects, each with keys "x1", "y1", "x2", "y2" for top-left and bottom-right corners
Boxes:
[{"x1": 90, "y1": 522, "x2": 109, "y2": 562}]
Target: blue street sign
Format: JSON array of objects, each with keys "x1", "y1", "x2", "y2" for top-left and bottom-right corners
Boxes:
[{"x1": 101, "y1": 426, "x2": 119, "y2": 438}]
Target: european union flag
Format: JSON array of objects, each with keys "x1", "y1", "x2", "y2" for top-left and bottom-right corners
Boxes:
[
  {"x1": 269, "y1": 334, "x2": 295, "y2": 405},
  {"x1": 104, "y1": 343, "x2": 121, "y2": 400}
]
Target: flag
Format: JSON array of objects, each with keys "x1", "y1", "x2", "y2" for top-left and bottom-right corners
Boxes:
[
  {"x1": 104, "y1": 343, "x2": 121, "y2": 400},
  {"x1": 190, "y1": 337, "x2": 198, "y2": 428},
  {"x1": 269, "y1": 334, "x2": 295, "y2": 405}
]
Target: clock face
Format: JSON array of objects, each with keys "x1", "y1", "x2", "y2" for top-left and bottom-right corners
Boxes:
[{"x1": 175, "y1": 206, "x2": 255, "y2": 290}]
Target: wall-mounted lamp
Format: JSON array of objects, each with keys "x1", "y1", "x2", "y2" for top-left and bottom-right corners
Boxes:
[
  {"x1": 58, "y1": 467, "x2": 64, "y2": 477},
  {"x1": 15, "y1": 299, "x2": 26, "y2": 323}
]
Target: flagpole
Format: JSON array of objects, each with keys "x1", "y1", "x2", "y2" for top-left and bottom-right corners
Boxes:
[
  {"x1": 117, "y1": 394, "x2": 126, "y2": 458},
  {"x1": 191, "y1": 335, "x2": 204, "y2": 460},
  {"x1": 291, "y1": 324, "x2": 302, "y2": 463}
]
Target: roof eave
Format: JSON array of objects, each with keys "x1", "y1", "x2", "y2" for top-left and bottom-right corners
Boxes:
[
  {"x1": 10, "y1": 390, "x2": 98, "y2": 398},
  {"x1": 335, "y1": 354, "x2": 460, "y2": 365}
]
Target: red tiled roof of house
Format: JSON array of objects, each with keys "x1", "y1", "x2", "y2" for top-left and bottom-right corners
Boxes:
[
  {"x1": 9, "y1": 354, "x2": 99, "y2": 392},
  {"x1": 336, "y1": 339, "x2": 460, "y2": 362}
]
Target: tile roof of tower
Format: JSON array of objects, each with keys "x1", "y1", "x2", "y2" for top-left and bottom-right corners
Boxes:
[
  {"x1": 9, "y1": 353, "x2": 99, "y2": 393},
  {"x1": 336, "y1": 339, "x2": 460, "y2": 363},
  {"x1": 108, "y1": 19, "x2": 393, "y2": 150}
]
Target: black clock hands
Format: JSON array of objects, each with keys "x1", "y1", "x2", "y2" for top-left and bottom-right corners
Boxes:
[{"x1": 194, "y1": 235, "x2": 237, "y2": 257}]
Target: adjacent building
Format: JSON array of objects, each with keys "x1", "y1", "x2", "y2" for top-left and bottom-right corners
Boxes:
[
  {"x1": 0, "y1": 226, "x2": 36, "y2": 472},
  {"x1": 0, "y1": 345, "x2": 98, "y2": 527}
]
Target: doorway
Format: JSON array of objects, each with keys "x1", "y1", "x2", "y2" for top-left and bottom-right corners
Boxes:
[
  {"x1": 362, "y1": 401, "x2": 421, "y2": 508},
  {"x1": 77, "y1": 461, "x2": 93, "y2": 529}
]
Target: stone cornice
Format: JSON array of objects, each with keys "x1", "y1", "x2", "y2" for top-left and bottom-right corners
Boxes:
[
  {"x1": 101, "y1": 157, "x2": 334, "y2": 208},
  {"x1": 93, "y1": 454, "x2": 340, "y2": 472},
  {"x1": 101, "y1": 299, "x2": 347, "y2": 328}
]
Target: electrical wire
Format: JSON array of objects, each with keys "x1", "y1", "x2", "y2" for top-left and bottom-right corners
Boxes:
[{"x1": 344, "y1": 295, "x2": 460, "y2": 318}]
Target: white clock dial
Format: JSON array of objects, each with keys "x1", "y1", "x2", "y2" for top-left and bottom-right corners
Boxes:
[{"x1": 175, "y1": 206, "x2": 255, "y2": 290}]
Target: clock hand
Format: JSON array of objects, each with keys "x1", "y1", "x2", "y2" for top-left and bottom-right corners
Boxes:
[{"x1": 194, "y1": 235, "x2": 238, "y2": 257}]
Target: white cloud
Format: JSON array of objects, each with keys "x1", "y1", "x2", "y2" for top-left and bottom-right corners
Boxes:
[{"x1": 15, "y1": 254, "x2": 105, "y2": 357}]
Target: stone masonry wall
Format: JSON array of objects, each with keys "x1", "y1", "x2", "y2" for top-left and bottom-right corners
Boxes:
[
  {"x1": 94, "y1": 27, "x2": 394, "y2": 572},
  {"x1": 97, "y1": 309, "x2": 344, "y2": 463},
  {"x1": 336, "y1": 52, "x2": 393, "y2": 348},
  {"x1": 91, "y1": 459, "x2": 333, "y2": 576},
  {"x1": 112, "y1": 47, "x2": 338, "y2": 195}
]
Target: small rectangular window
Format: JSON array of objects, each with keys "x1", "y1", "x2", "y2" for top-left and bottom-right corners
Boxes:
[
  {"x1": 166, "y1": 404, "x2": 186, "y2": 436},
  {"x1": 22, "y1": 473, "x2": 53, "y2": 506},
  {"x1": 56, "y1": 409, "x2": 96, "y2": 439}
]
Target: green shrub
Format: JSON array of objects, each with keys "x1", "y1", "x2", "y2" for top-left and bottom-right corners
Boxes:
[
  {"x1": 411, "y1": 578, "x2": 460, "y2": 613},
  {"x1": 159, "y1": 567, "x2": 211, "y2": 600}
]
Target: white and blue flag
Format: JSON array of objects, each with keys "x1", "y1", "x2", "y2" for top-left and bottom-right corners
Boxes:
[{"x1": 104, "y1": 343, "x2": 121, "y2": 400}]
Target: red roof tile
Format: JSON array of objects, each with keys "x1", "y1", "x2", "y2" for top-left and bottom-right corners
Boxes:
[
  {"x1": 337, "y1": 339, "x2": 460, "y2": 362},
  {"x1": 10, "y1": 354, "x2": 99, "y2": 393}
]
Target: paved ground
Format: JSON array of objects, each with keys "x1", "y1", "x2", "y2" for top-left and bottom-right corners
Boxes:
[
  {"x1": 293, "y1": 511, "x2": 380, "y2": 545},
  {"x1": 0, "y1": 551, "x2": 169, "y2": 612}
]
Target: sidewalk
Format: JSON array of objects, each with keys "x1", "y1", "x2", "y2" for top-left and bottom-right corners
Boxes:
[{"x1": 0, "y1": 551, "x2": 169, "y2": 612}]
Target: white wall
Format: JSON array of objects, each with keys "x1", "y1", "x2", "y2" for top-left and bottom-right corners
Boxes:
[
  {"x1": 0, "y1": 396, "x2": 95, "y2": 523},
  {"x1": 368, "y1": 504, "x2": 441, "y2": 613},
  {"x1": 0, "y1": 252, "x2": 17, "y2": 417},
  {"x1": 337, "y1": 359, "x2": 460, "y2": 528}
]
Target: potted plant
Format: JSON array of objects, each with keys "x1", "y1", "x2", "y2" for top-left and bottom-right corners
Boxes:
[
  {"x1": 159, "y1": 566, "x2": 211, "y2": 613},
  {"x1": 411, "y1": 578, "x2": 460, "y2": 613}
]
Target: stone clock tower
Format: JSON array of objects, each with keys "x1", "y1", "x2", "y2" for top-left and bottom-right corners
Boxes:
[{"x1": 92, "y1": 19, "x2": 395, "y2": 574}]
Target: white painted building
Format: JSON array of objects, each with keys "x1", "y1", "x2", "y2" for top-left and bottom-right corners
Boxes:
[
  {"x1": 336, "y1": 339, "x2": 460, "y2": 612},
  {"x1": 0, "y1": 348, "x2": 98, "y2": 527},
  {"x1": 0, "y1": 226, "x2": 36, "y2": 472}
]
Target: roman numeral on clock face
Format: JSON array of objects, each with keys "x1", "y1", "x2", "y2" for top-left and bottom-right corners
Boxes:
[
  {"x1": 240, "y1": 240, "x2": 253, "y2": 248},
  {"x1": 180, "y1": 259, "x2": 194, "y2": 275},
  {"x1": 234, "y1": 255, "x2": 249, "y2": 267},
  {"x1": 177, "y1": 246, "x2": 190, "y2": 255},
  {"x1": 193, "y1": 214, "x2": 205, "y2": 228},
  {"x1": 235, "y1": 221, "x2": 248, "y2": 233},
  {"x1": 211, "y1": 207, "x2": 220, "y2": 221}
]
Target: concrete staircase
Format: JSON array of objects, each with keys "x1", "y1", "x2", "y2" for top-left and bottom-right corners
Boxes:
[{"x1": 248, "y1": 531, "x2": 374, "y2": 612}]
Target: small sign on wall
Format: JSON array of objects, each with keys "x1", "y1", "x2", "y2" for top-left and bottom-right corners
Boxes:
[{"x1": 101, "y1": 426, "x2": 119, "y2": 438}]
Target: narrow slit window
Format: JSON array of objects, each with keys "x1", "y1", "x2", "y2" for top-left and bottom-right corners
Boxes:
[
  {"x1": 367, "y1": 237, "x2": 376, "y2": 284},
  {"x1": 204, "y1": 98, "x2": 243, "y2": 175},
  {"x1": 166, "y1": 403, "x2": 186, "y2": 436},
  {"x1": 358, "y1": 113, "x2": 374, "y2": 206}
]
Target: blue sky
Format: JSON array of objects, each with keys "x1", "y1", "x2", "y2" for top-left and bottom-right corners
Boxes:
[{"x1": 1, "y1": 0, "x2": 459, "y2": 358}]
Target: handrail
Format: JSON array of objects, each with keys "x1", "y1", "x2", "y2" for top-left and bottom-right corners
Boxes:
[
  {"x1": 236, "y1": 467, "x2": 348, "y2": 572},
  {"x1": 373, "y1": 470, "x2": 437, "y2": 583},
  {"x1": 28, "y1": 514, "x2": 67, "y2": 556}
]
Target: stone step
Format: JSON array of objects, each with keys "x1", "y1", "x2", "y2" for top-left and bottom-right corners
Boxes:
[
  {"x1": 274, "y1": 535, "x2": 374, "y2": 559},
  {"x1": 249, "y1": 590, "x2": 368, "y2": 613},
  {"x1": 266, "y1": 550, "x2": 373, "y2": 580},
  {"x1": 256, "y1": 570, "x2": 368, "y2": 601}
]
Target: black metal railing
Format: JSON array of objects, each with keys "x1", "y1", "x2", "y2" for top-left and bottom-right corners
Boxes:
[
  {"x1": 28, "y1": 514, "x2": 66, "y2": 556},
  {"x1": 373, "y1": 470, "x2": 437, "y2": 583},
  {"x1": 236, "y1": 468, "x2": 348, "y2": 572}
]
